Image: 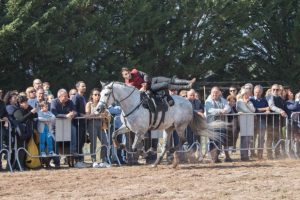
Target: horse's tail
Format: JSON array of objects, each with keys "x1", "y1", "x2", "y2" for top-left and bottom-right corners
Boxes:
[{"x1": 189, "y1": 112, "x2": 228, "y2": 142}]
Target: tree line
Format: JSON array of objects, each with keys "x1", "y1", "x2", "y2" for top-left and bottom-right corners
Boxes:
[{"x1": 0, "y1": 0, "x2": 299, "y2": 92}]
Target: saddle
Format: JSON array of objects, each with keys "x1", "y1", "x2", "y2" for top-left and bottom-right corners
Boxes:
[{"x1": 140, "y1": 90, "x2": 175, "y2": 129}]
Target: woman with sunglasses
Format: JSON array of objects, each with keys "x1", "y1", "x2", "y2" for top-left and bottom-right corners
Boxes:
[{"x1": 85, "y1": 88, "x2": 110, "y2": 168}]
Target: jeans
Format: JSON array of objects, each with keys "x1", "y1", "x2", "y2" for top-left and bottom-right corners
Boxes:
[
  {"x1": 110, "y1": 125, "x2": 126, "y2": 163},
  {"x1": 240, "y1": 136, "x2": 251, "y2": 159},
  {"x1": 70, "y1": 124, "x2": 77, "y2": 155},
  {"x1": 171, "y1": 130, "x2": 179, "y2": 147},
  {"x1": 73, "y1": 119, "x2": 86, "y2": 161},
  {"x1": 39, "y1": 125, "x2": 54, "y2": 153},
  {"x1": 253, "y1": 117, "x2": 266, "y2": 152},
  {"x1": 186, "y1": 126, "x2": 200, "y2": 148},
  {"x1": 87, "y1": 119, "x2": 108, "y2": 162}
]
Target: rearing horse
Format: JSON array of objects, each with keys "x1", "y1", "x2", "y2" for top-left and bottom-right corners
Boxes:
[{"x1": 97, "y1": 82, "x2": 224, "y2": 167}]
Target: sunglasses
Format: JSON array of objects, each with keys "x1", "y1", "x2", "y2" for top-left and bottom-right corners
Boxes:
[
  {"x1": 93, "y1": 94, "x2": 100, "y2": 96},
  {"x1": 272, "y1": 89, "x2": 279, "y2": 91}
]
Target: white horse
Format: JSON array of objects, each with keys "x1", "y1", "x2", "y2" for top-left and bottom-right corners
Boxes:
[{"x1": 96, "y1": 82, "x2": 224, "y2": 167}]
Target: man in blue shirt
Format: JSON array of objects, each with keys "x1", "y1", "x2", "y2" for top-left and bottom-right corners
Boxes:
[
  {"x1": 50, "y1": 89, "x2": 86, "y2": 168},
  {"x1": 250, "y1": 85, "x2": 270, "y2": 159},
  {"x1": 71, "y1": 81, "x2": 87, "y2": 165}
]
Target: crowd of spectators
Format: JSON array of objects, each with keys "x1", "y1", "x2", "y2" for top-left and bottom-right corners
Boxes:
[{"x1": 1, "y1": 77, "x2": 300, "y2": 171}]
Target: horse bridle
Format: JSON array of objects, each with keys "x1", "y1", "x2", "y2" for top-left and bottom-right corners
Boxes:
[{"x1": 100, "y1": 82, "x2": 137, "y2": 110}]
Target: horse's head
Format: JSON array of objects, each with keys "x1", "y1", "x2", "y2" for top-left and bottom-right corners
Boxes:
[{"x1": 96, "y1": 82, "x2": 114, "y2": 113}]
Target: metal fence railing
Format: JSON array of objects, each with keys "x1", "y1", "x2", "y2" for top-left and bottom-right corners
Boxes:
[{"x1": 7, "y1": 111, "x2": 300, "y2": 172}]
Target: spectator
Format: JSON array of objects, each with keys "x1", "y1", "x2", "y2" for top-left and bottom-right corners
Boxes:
[
  {"x1": 33, "y1": 79, "x2": 43, "y2": 91},
  {"x1": 47, "y1": 94, "x2": 54, "y2": 104},
  {"x1": 285, "y1": 90, "x2": 300, "y2": 156},
  {"x1": 4, "y1": 91, "x2": 18, "y2": 116},
  {"x1": 205, "y1": 86, "x2": 231, "y2": 163},
  {"x1": 225, "y1": 95, "x2": 239, "y2": 161},
  {"x1": 179, "y1": 90, "x2": 187, "y2": 97},
  {"x1": 265, "y1": 88, "x2": 272, "y2": 99},
  {"x1": 71, "y1": 81, "x2": 87, "y2": 164},
  {"x1": 50, "y1": 89, "x2": 84, "y2": 168},
  {"x1": 195, "y1": 91, "x2": 201, "y2": 100},
  {"x1": 18, "y1": 92, "x2": 26, "y2": 97},
  {"x1": 169, "y1": 89, "x2": 178, "y2": 95},
  {"x1": 0, "y1": 96, "x2": 9, "y2": 170},
  {"x1": 236, "y1": 87, "x2": 256, "y2": 161},
  {"x1": 37, "y1": 101, "x2": 57, "y2": 157},
  {"x1": 250, "y1": 85, "x2": 270, "y2": 159},
  {"x1": 229, "y1": 86, "x2": 238, "y2": 98},
  {"x1": 13, "y1": 96, "x2": 38, "y2": 169},
  {"x1": 285, "y1": 90, "x2": 300, "y2": 117},
  {"x1": 3, "y1": 91, "x2": 19, "y2": 169},
  {"x1": 69, "y1": 88, "x2": 77, "y2": 99},
  {"x1": 108, "y1": 103, "x2": 127, "y2": 164},
  {"x1": 43, "y1": 82, "x2": 52, "y2": 97},
  {"x1": 85, "y1": 88, "x2": 110, "y2": 167},
  {"x1": 244, "y1": 83, "x2": 254, "y2": 97},
  {"x1": 28, "y1": 88, "x2": 45, "y2": 111},
  {"x1": 25, "y1": 87, "x2": 36, "y2": 100},
  {"x1": 267, "y1": 84, "x2": 287, "y2": 159},
  {"x1": 279, "y1": 85, "x2": 285, "y2": 100},
  {"x1": 186, "y1": 89, "x2": 204, "y2": 148},
  {"x1": 187, "y1": 89, "x2": 205, "y2": 118}
]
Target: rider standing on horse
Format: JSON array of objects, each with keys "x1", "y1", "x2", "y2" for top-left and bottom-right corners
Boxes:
[{"x1": 121, "y1": 67, "x2": 196, "y2": 93}]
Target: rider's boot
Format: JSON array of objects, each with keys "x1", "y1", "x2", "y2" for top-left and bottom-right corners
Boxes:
[
  {"x1": 168, "y1": 84, "x2": 193, "y2": 91},
  {"x1": 171, "y1": 77, "x2": 196, "y2": 87},
  {"x1": 166, "y1": 94, "x2": 174, "y2": 106}
]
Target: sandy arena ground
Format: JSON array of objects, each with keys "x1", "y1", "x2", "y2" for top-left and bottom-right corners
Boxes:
[{"x1": 0, "y1": 158, "x2": 300, "y2": 200}]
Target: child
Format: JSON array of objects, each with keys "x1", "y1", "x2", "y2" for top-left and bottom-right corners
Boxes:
[
  {"x1": 37, "y1": 101, "x2": 56, "y2": 157},
  {"x1": 43, "y1": 82, "x2": 52, "y2": 97},
  {"x1": 47, "y1": 94, "x2": 54, "y2": 104}
]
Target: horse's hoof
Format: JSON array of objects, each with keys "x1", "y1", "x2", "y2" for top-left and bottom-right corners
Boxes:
[
  {"x1": 172, "y1": 152, "x2": 179, "y2": 168},
  {"x1": 151, "y1": 164, "x2": 157, "y2": 168},
  {"x1": 172, "y1": 161, "x2": 178, "y2": 168}
]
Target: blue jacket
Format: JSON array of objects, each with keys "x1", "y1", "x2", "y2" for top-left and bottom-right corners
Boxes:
[
  {"x1": 285, "y1": 100, "x2": 300, "y2": 118},
  {"x1": 50, "y1": 98, "x2": 76, "y2": 117},
  {"x1": 108, "y1": 105, "x2": 122, "y2": 129}
]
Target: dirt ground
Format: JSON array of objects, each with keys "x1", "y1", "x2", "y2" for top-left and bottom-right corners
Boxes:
[{"x1": 0, "y1": 158, "x2": 300, "y2": 200}]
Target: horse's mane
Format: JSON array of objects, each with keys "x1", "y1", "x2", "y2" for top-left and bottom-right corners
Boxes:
[{"x1": 106, "y1": 81, "x2": 137, "y2": 90}]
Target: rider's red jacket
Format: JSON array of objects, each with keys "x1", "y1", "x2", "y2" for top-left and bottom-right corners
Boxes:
[{"x1": 125, "y1": 68, "x2": 150, "y2": 89}]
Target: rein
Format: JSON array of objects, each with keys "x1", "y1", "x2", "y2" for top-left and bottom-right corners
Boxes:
[{"x1": 105, "y1": 82, "x2": 143, "y2": 118}]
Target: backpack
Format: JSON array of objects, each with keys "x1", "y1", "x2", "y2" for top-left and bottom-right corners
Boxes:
[{"x1": 25, "y1": 136, "x2": 41, "y2": 169}]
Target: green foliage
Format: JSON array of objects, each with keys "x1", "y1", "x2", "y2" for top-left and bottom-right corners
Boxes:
[{"x1": 0, "y1": 0, "x2": 299, "y2": 93}]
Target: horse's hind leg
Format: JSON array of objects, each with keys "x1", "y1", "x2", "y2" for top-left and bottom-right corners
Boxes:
[
  {"x1": 152, "y1": 128, "x2": 172, "y2": 167},
  {"x1": 172, "y1": 127, "x2": 188, "y2": 168}
]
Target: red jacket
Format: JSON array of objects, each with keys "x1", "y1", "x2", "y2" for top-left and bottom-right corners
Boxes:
[{"x1": 125, "y1": 68, "x2": 150, "y2": 89}]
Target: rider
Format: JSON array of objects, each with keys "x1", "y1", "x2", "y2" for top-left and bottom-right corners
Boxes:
[{"x1": 121, "y1": 67, "x2": 196, "y2": 94}]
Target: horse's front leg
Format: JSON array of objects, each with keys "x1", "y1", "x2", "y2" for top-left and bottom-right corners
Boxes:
[
  {"x1": 112, "y1": 124, "x2": 130, "y2": 148},
  {"x1": 152, "y1": 128, "x2": 172, "y2": 167},
  {"x1": 132, "y1": 131, "x2": 144, "y2": 152}
]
